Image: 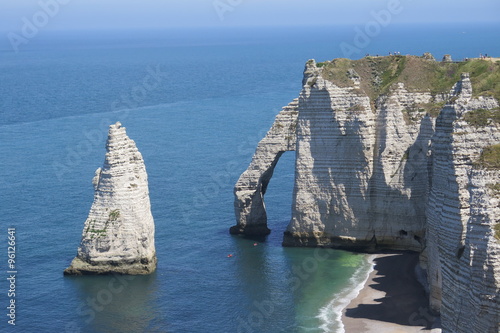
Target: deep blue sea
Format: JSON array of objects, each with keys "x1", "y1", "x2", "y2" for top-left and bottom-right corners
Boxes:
[{"x1": 1, "y1": 23, "x2": 499, "y2": 333}]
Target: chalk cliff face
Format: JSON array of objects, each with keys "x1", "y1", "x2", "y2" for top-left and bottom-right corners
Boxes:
[
  {"x1": 233, "y1": 57, "x2": 439, "y2": 251},
  {"x1": 231, "y1": 99, "x2": 298, "y2": 235},
  {"x1": 65, "y1": 122, "x2": 156, "y2": 275},
  {"x1": 233, "y1": 56, "x2": 500, "y2": 332},
  {"x1": 284, "y1": 60, "x2": 436, "y2": 251},
  {"x1": 425, "y1": 76, "x2": 500, "y2": 332}
]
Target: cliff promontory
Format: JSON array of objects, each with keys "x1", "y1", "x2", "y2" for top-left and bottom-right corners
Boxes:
[
  {"x1": 232, "y1": 55, "x2": 500, "y2": 332},
  {"x1": 65, "y1": 122, "x2": 157, "y2": 275}
]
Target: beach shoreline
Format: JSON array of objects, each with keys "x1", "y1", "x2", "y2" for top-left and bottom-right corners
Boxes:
[{"x1": 341, "y1": 252, "x2": 441, "y2": 333}]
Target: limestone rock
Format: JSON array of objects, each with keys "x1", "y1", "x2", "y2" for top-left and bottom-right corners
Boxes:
[
  {"x1": 231, "y1": 99, "x2": 298, "y2": 235},
  {"x1": 422, "y1": 52, "x2": 436, "y2": 61},
  {"x1": 65, "y1": 122, "x2": 156, "y2": 275},
  {"x1": 284, "y1": 62, "x2": 433, "y2": 251},
  {"x1": 442, "y1": 54, "x2": 453, "y2": 62},
  {"x1": 235, "y1": 58, "x2": 435, "y2": 251},
  {"x1": 233, "y1": 56, "x2": 500, "y2": 332},
  {"x1": 425, "y1": 75, "x2": 500, "y2": 332}
]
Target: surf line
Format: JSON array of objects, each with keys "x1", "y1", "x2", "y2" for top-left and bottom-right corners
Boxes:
[{"x1": 316, "y1": 254, "x2": 376, "y2": 333}]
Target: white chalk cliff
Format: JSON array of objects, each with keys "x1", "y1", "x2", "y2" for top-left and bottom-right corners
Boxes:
[
  {"x1": 425, "y1": 75, "x2": 500, "y2": 332},
  {"x1": 65, "y1": 122, "x2": 156, "y2": 275},
  {"x1": 232, "y1": 56, "x2": 500, "y2": 332},
  {"x1": 232, "y1": 99, "x2": 298, "y2": 235}
]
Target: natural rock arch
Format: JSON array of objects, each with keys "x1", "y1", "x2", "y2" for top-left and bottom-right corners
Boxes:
[{"x1": 230, "y1": 99, "x2": 298, "y2": 236}]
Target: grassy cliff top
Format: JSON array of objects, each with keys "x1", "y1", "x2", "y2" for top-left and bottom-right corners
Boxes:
[{"x1": 317, "y1": 55, "x2": 500, "y2": 102}]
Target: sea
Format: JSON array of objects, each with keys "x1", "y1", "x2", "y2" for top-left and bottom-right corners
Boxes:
[{"x1": 1, "y1": 22, "x2": 499, "y2": 333}]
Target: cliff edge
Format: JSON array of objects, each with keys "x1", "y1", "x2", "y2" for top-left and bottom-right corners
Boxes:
[
  {"x1": 232, "y1": 55, "x2": 500, "y2": 332},
  {"x1": 65, "y1": 122, "x2": 157, "y2": 275}
]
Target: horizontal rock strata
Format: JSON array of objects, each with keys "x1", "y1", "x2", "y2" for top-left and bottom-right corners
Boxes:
[
  {"x1": 65, "y1": 122, "x2": 156, "y2": 275},
  {"x1": 231, "y1": 99, "x2": 298, "y2": 235},
  {"x1": 426, "y1": 75, "x2": 500, "y2": 332},
  {"x1": 233, "y1": 56, "x2": 500, "y2": 332},
  {"x1": 284, "y1": 60, "x2": 433, "y2": 252}
]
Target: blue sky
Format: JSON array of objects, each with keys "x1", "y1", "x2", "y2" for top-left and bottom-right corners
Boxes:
[{"x1": 0, "y1": 0, "x2": 499, "y2": 32}]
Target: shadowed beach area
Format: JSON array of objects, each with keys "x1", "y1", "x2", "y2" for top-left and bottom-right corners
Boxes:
[{"x1": 342, "y1": 253, "x2": 441, "y2": 333}]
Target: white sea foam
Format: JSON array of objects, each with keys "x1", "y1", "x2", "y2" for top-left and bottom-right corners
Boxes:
[{"x1": 316, "y1": 254, "x2": 376, "y2": 333}]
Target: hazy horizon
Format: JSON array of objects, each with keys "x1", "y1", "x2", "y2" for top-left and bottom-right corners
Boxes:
[{"x1": 0, "y1": 0, "x2": 499, "y2": 34}]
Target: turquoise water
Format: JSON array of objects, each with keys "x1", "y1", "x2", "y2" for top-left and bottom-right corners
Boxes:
[{"x1": 1, "y1": 24, "x2": 499, "y2": 332}]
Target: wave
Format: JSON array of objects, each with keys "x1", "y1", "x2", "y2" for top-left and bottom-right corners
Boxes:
[{"x1": 316, "y1": 254, "x2": 376, "y2": 333}]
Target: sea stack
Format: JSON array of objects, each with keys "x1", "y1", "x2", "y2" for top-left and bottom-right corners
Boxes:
[{"x1": 64, "y1": 122, "x2": 157, "y2": 275}]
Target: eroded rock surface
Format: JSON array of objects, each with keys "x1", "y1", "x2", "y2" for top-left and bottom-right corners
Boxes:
[
  {"x1": 65, "y1": 122, "x2": 156, "y2": 275},
  {"x1": 425, "y1": 75, "x2": 500, "y2": 332},
  {"x1": 231, "y1": 100, "x2": 298, "y2": 235},
  {"x1": 233, "y1": 56, "x2": 500, "y2": 332}
]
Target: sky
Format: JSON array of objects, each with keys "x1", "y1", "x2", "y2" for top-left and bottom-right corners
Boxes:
[{"x1": 0, "y1": 0, "x2": 499, "y2": 32}]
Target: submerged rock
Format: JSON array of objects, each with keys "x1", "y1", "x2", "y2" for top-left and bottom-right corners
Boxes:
[{"x1": 64, "y1": 122, "x2": 156, "y2": 275}]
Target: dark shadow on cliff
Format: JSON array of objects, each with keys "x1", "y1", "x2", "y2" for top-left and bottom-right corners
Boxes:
[
  {"x1": 344, "y1": 253, "x2": 439, "y2": 329},
  {"x1": 425, "y1": 104, "x2": 465, "y2": 327},
  {"x1": 307, "y1": 87, "x2": 370, "y2": 238},
  {"x1": 402, "y1": 114, "x2": 434, "y2": 229},
  {"x1": 366, "y1": 106, "x2": 434, "y2": 246},
  {"x1": 303, "y1": 86, "x2": 435, "y2": 249}
]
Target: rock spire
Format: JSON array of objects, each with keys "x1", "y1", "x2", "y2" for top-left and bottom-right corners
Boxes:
[{"x1": 64, "y1": 122, "x2": 156, "y2": 275}]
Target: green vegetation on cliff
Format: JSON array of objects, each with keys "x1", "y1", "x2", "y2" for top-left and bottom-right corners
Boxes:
[
  {"x1": 476, "y1": 144, "x2": 500, "y2": 169},
  {"x1": 318, "y1": 55, "x2": 500, "y2": 103},
  {"x1": 494, "y1": 223, "x2": 500, "y2": 241},
  {"x1": 464, "y1": 108, "x2": 500, "y2": 127},
  {"x1": 488, "y1": 183, "x2": 500, "y2": 195}
]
